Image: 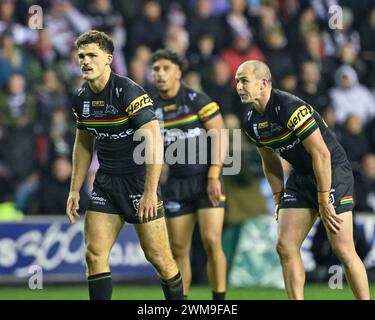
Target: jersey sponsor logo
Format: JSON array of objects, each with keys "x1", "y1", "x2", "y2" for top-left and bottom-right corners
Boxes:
[
  {"x1": 92, "y1": 100, "x2": 105, "y2": 107},
  {"x1": 82, "y1": 101, "x2": 90, "y2": 118},
  {"x1": 198, "y1": 102, "x2": 219, "y2": 120},
  {"x1": 287, "y1": 105, "x2": 313, "y2": 130},
  {"x1": 105, "y1": 104, "x2": 118, "y2": 115},
  {"x1": 164, "y1": 201, "x2": 181, "y2": 213},
  {"x1": 163, "y1": 104, "x2": 177, "y2": 112},
  {"x1": 87, "y1": 128, "x2": 134, "y2": 140},
  {"x1": 91, "y1": 192, "x2": 106, "y2": 205},
  {"x1": 125, "y1": 94, "x2": 153, "y2": 116},
  {"x1": 274, "y1": 137, "x2": 301, "y2": 153},
  {"x1": 258, "y1": 121, "x2": 269, "y2": 129}
]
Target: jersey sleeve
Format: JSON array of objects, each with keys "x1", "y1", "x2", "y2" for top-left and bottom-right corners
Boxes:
[
  {"x1": 193, "y1": 92, "x2": 221, "y2": 123},
  {"x1": 71, "y1": 94, "x2": 86, "y2": 130},
  {"x1": 278, "y1": 103, "x2": 318, "y2": 141},
  {"x1": 124, "y1": 82, "x2": 156, "y2": 129}
]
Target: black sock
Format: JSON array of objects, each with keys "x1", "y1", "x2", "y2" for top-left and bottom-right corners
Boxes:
[
  {"x1": 212, "y1": 291, "x2": 226, "y2": 300},
  {"x1": 160, "y1": 272, "x2": 184, "y2": 300},
  {"x1": 87, "y1": 272, "x2": 112, "y2": 300}
]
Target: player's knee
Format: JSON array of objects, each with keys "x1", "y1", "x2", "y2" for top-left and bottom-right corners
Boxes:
[
  {"x1": 276, "y1": 239, "x2": 298, "y2": 258},
  {"x1": 201, "y1": 235, "x2": 221, "y2": 257},
  {"x1": 330, "y1": 242, "x2": 354, "y2": 263},
  {"x1": 170, "y1": 241, "x2": 189, "y2": 259},
  {"x1": 85, "y1": 247, "x2": 108, "y2": 267}
]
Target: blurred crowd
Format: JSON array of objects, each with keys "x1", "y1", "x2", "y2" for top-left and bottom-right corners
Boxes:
[{"x1": 0, "y1": 0, "x2": 375, "y2": 218}]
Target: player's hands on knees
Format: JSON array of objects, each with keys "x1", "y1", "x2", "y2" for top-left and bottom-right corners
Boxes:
[
  {"x1": 66, "y1": 191, "x2": 80, "y2": 224},
  {"x1": 319, "y1": 203, "x2": 343, "y2": 234},
  {"x1": 207, "y1": 178, "x2": 221, "y2": 207},
  {"x1": 138, "y1": 192, "x2": 158, "y2": 223}
]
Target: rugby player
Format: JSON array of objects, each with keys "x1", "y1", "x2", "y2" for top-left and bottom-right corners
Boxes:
[
  {"x1": 235, "y1": 60, "x2": 370, "y2": 300},
  {"x1": 66, "y1": 31, "x2": 183, "y2": 300},
  {"x1": 151, "y1": 49, "x2": 228, "y2": 300}
]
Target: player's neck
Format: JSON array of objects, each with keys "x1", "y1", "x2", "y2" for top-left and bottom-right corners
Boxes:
[
  {"x1": 160, "y1": 82, "x2": 181, "y2": 100},
  {"x1": 255, "y1": 88, "x2": 272, "y2": 114},
  {"x1": 88, "y1": 67, "x2": 111, "y2": 93}
]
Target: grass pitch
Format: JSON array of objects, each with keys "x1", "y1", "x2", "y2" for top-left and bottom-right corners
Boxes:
[{"x1": 1, "y1": 284, "x2": 374, "y2": 300}]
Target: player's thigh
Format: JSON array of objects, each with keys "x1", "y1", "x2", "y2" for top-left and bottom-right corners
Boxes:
[
  {"x1": 197, "y1": 207, "x2": 225, "y2": 244},
  {"x1": 277, "y1": 208, "x2": 318, "y2": 249},
  {"x1": 325, "y1": 211, "x2": 355, "y2": 253},
  {"x1": 134, "y1": 217, "x2": 174, "y2": 258},
  {"x1": 166, "y1": 214, "x2": 196, "y2": 252},
  {"x1": 84, "y1": 210, "x2": 125, "y2": 255}
]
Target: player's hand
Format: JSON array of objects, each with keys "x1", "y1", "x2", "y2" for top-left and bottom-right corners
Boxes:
[
  {"x1": 138, "y1": 192, "x2": 158, "y2": 223},
  {"x1": 319, "y1": 203, "x2": 343, "y2": 234},
  {"x1": 66, "y1": 191, "x2": 80, "y2": 224},
  {"x1": 207, "y1": 178, "x2": 222, "y2": 207}
]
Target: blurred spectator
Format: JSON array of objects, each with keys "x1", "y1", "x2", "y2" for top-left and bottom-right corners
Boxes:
[
  {"x1": 366, "y1": 117, "x2": 375, "y2": 153},
  {"x1": 204, "y1": 59, "x2": 236, "y2": 116},
  {"x1": 164, "y1": 24, "x2": 190, "y2": 57},
  {"x1": 183, "y1": 69, "x2": 202, "y2": 92},
  {"x1": 0, "y1": 174, "x2": 23, "y2": 221},
  {"x1": 360, "y1": 7, "x2": 375, "y2": 88},
  {"x1": 128, "y1": 52, "x2": 155, "y2": 95},
  {"x1": 0, "y1": 0, "x2": 37, "y2": 45},
  {"x1": 0, "y1": 30, "x2": 29, "y2": 88},
  {"x1": 38, "y1": 157, "x2": 89, "y2": 215},
  {"x1": 0, "y1": 73, "x2": 35, "y2": 127},
  {"x1": 337, "y1": 43, "x2": 367, "y2": 85},
  {"x1": 278, "y1": 70, "x2": 297, "y2": 94},
  {"x1": 295, "y1": 60, "x2": 329, "y2": 114},
  {"x1": 221, "y1": 30, "x2": 266, "y2": 79},
  {"x1": 261, "y1": 26, "x2": 293, "y2": 86},
  {"x1": 338, "y1": 115, "x2": 370, "y2": 167},
  {"x1": 35, "y1": 69, "x2": 68, "y2": 134},
  {"x1": 188, "y1": 0, "x2": 229, "y2": 53},
  {"x1": 45, "y1": 0, "x2": 91, "y2": 58},
  {"x1": 330, "y1": 65, "x2": 375, "y2": 125},
  {"x1": 354, "y1": 153, "x2": 375, "y2": 213},
  {"x1": 188, "y1": 33, "x2": 218, "y2": 82},
  {"x1": 88, "y1": 0, "x2": 127, "y2": 75},
  {"x1": 166, "y1": 2, "x2": 186, "y2": 27},
  {"x1": 128, "y1": 0, "x2": 165, "y2": 56}
]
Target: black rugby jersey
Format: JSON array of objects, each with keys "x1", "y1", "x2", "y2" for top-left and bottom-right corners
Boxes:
[
  {"x1": 153, "y1": 84, "x2": 221, "y2": 177},
  {"x1": 242, "y1": 89, "x2": 348, "y2": 174},
  {"x1": 72, "y1": 72, "x2": 156, "y2": 174}
]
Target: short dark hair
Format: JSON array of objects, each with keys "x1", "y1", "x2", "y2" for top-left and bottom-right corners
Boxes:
[
  {"x1": 151, "y1": 49, "x2": 187, "y2": 72},
  {"x1": 75, "y1": 30, "x2": 114, "y2": 54}
]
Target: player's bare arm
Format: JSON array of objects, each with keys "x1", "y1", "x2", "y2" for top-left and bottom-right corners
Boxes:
[
  {"x1": 302, "y1": 129, "x2": 343, "y2": 233},
  {"x1": 137, "y1": 119, "x2": 163, "y2": 223},
  {"x1": 257, "y1": 146, "x2": 284, "y2": 221},
  {"x1": 66, "y1": 128, "x2": 94, "y2": 224},
  {"x1": 203, "y1": 114, "x2": 228, "y2": 206}
]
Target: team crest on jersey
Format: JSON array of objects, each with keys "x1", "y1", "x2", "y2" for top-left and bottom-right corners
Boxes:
[
  {"x1": 105, "y1": 104, "x2": 118, "y2": 115},
  {"x1": 188, "y1": 92, "x2": 197, "y2": 101},
  {"x1": 82, "y1": 101, "x2": 90, "y2": 118}
]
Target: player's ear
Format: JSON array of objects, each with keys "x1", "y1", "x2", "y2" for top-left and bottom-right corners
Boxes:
[{"x1": 106, "y1": 54, "x2": 113, "y2": 65}]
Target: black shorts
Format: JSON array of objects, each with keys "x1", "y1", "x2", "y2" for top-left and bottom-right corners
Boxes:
[
  {"x1": 279, "y1": 161, "x2": 354, "y2": 214},
  {"x1": 163, "y1": 173, "x2": 225, "y2": 218},
  {"x1": 88, "y1": 170, "x2": 165, "y2": 224}
]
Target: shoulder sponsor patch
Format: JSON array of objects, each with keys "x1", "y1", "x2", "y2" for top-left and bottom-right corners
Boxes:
[
  {"x1": 197, "y1": 102, "x2": 219, "y2": 119},
  {"x1": 125, "y1": 94, "x2": 153, "y2": 116},
  {"x1": 258, "y1": 121, "x2": 269, "y2": 129},
  {"x1": 287, "y1": 105, "x2": 313, "y2": 130}
]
